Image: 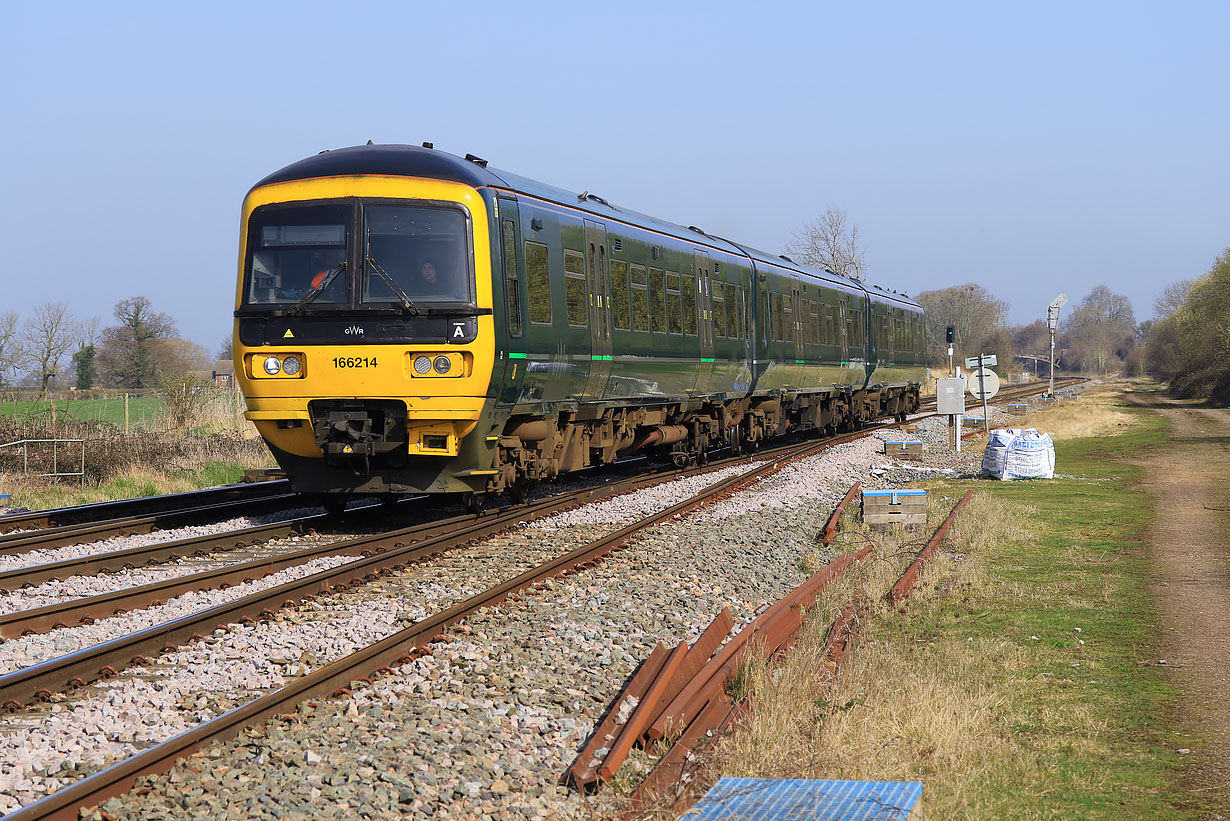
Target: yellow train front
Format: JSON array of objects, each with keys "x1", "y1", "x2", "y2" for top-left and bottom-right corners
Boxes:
[{"x1": 234, "y1": 145, "x2": 506, "y2": 503}]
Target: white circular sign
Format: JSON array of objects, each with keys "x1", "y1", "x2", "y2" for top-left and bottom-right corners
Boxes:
[{"x1": 968, "y1": 367, "x2": 1000, "y2": 400}]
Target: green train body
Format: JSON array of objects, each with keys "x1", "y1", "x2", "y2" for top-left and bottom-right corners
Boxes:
[{"x1": 234, "y1": 145, "x2": 925, "y2": 503}]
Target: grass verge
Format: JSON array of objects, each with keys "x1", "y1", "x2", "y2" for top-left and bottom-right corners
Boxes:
[
  {"x1": 0, "y1": 460, "x2": 261, "y2": 511},
  {"x1": 664, "y1": 388, "x2": 1197, "y2": 819}
]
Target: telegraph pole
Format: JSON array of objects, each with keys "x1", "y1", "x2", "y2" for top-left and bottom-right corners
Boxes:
[{"x1": 1047, "y1": 294, "x2": 1067, "y2": 397}]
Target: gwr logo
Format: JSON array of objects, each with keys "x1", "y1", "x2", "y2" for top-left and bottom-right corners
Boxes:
[{"x1": 344, "y1": 325, "x2": 365, "y2": 335}]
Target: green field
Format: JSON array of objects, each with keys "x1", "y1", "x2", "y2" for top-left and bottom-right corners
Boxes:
[{"x1": 0, "y1": 396, "x2": 166, "y2": 428}]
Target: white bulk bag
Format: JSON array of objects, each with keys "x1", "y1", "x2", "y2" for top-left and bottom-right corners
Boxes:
[{"x1": 981, "y1": 428, "x2": 1055, "y2": 480}]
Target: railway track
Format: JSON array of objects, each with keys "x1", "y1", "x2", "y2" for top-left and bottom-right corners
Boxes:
[
  {"x1": 0, "y1": 379, "x2": 1075, "y2": 645},
  {"x1": 4, "y1": 435, "x2": 824, "y2": 821},
  {"x1": 0, "y1": 480, "x2": 292, "y2": 534},
  {"x1": 0, "y1": 379, "x2": 1076, "y2": 818}
]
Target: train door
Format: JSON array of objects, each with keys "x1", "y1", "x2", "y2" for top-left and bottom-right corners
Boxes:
[
  {"x1": 694, "y1": 249, "x2": 713, "y2": 394},
  {"x1": 791, "y1": 285, "x2": 804, "y2": 363},
  {"x1": 838, "y1": 294, "x2": 850, "y2": 365},
  {"x1": 495, "y1": 195, "x2": 526, "y2": 405},
  {"x1": 582, "y1": 220, "x2": 611, "y2": 399}
]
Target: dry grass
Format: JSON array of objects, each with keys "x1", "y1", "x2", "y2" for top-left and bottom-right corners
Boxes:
[
  {"x1": 651, "y1": 492, "x2": 1131, "y2": 819},
  {"x1": 1006, "y1": 378, "x2": 1144, "y2": 440}
]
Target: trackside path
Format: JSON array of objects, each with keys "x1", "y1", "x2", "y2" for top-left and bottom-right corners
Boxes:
[{"x1": 1129, "y1": 391, "x2": 1230, "y2": 802}]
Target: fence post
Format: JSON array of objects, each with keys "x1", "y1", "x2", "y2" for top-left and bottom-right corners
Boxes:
[{"x1": 124, "y1": 393, "x2": 129, "y2": 434}]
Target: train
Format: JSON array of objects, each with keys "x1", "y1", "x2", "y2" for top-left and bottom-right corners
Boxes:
[{"x1": 233, "y1": 144, "x2": 927, "y2": 510}]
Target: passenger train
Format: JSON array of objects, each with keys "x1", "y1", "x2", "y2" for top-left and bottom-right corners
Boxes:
[{"x1": 233, "y1": 144, "x2": 927, "y2": 509}]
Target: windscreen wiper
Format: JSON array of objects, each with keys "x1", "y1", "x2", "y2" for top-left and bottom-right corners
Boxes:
[
  {"x1": 287, "y1": 262, "x2": 346, "y2": 316},
  {"x1": 366, "y1": 256, "x2": 421, "y2": 316}
]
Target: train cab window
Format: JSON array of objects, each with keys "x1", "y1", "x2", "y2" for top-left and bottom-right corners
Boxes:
[
  {"x1": 630, "y1": 265, "x2": 649, "y2": 332},
  {"x1": 649, "y1": 268, "x2": 666, "y2": 333},
  {"x1": 525, "y1": 242, "x2": 551, "y2": 324},
  {"x1": 610, "y1": 260, "x2": 631, "y2": 331},
  {"x1": 363, "y1": 205, "x2": 471, "y2": 305},
  {"x1": 245, "y1": 203, "x2": 349, "y2": 306},
  {"x1": 564, "y1": 250, "x2": 587, "y2": 327},
  {"x1": 712, "y1": 282, "x2": 726, "y2": 337},
  {"x1": 666, "y1": 272, "x2": 682, "y2": 335},
  {"x1": 682, "y1": 274, "x2": 697, "y2": 335},
  {"x1": 501, "y1": 219, "x2": 521, "y2": 338}
]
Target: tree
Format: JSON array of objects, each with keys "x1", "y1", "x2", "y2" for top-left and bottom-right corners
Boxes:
[
  {"x1": 1167, "y1": 248, "x2": 1230, "y2": 403},
  {"x1": 784, "y1": 205, "x2": 867, "y2": 281},
  {"x1": 22, "y1": 302, "x2": 76, "y2": 396},
  {"x1": 915, "y1": 284, "x2": 1011, "y2": 367},
  {"x1": 97, "y1": 297, "x2": 178, "y2": 388},
  {"x1": 0, "y1": 311, "x2": 24, "y2": 388},
  {"x1": 72, "y1": 345, "x2": 98, "y2": 389},
  {"x1": 1154, "y1": 280, "x2": 1193, "y2": 319},
  {"x1": 1062, "y1": 285, "x2": 1137, "y2": 375},
  {"x1": 217, "y1": 334, "x2": 234, "y2": 362}
]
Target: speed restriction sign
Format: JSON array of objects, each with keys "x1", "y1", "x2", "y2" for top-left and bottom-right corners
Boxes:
[{"x1": 968, "y1": 367, "x2": 1000, "y2": 400}]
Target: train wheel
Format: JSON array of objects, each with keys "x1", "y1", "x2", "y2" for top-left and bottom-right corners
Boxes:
[
  {"x1": 508, "y1": 480, "x2": 530, "y2": 505},
  {"x1": 671, "y1": 452, "x2": 691, "y2": 469},
  {"x1": 461, "y1": 492, "x2": 485, "y2": 514}
]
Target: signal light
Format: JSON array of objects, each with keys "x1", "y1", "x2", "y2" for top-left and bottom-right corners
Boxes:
[{"x1": 945, "y1": 326, "x2": 955, "y2": 344}]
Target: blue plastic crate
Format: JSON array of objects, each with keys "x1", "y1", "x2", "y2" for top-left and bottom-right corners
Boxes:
[{"x1": 690, "y1": 777, "x2": 923, "y2": 820}]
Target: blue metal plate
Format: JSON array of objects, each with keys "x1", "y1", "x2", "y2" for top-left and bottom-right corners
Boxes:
[{"x1": 687, "y1": 778, "x2": 923, "y2": 820}]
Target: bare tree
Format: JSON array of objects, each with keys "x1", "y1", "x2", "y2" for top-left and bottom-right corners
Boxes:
[
  {"x1": 22, "y1": 302, "x2": 76, "y2": 396},
  {"x1": 1153, "y1": 280, "x2": 1193, "y2": 318},
  {"x1": 1063, "y1": 285, "x2": 1137, "y2": 375},
  {"x1": 915, "y1": 284, "x2": 1011, "y2": 367},
  {"x1": 97, "y1": 297, "x2": 178, "y2": 388},
  {"x1": 784, "y1": 205, "x2": 867, "y2": 281},
  {"x1": 0, "y1": 311, "x2": 25, "y2": 388}
]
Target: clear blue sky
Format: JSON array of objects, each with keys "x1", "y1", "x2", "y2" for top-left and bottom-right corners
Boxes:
[{"x1": 4, "y1": 0, "x2": 1227, "y2": 355}]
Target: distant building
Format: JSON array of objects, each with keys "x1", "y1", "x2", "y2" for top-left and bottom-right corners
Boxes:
[{"x1": 212, "y1": 360, "x2": 235, "y2": 387}]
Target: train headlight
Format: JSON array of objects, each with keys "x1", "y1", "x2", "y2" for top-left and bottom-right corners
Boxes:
[
  {"x1": 282, "y1": 356, "x2": 301, "y2": 376},
  {"x1": 262, "y1": 356, "x2": 282, "y2": 375},
  {"x1": 413, "y1": 355, "x2": 432, "y2": 375},
  {"x1": 433, "y1": 355, "x2": 452, "y2": 374}
]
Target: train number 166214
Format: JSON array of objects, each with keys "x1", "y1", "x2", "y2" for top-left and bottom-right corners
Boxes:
[{"x1": 332, "y1": 356, "x2": 377, "y2": 368}]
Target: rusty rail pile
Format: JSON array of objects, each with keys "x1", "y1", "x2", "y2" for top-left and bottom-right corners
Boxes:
[{"x1": 570, "y1": 539, "x2": 874, "y2": 795}]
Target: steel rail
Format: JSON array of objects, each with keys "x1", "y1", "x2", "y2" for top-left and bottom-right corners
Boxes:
[
  {"x1": 0, "y1": 492, "x2": 304, "y2": 555},
  {"x1": 3, "y1": 442, "x2": 818, "y2": 821},
  {"x1": 0, "y1": 480, "x2": 291, "y2": 534}
]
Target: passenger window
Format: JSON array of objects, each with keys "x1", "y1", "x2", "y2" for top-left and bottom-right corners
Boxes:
[
  {"x1": 783, "y1": 295, "x2": 793, "y2": 343},
  {"x1": 631, "y1": 265, "x2": 649, "y2": 332},
  {"x1": 525, "y1": 241, "x2": 551, "y2": 325},
  {"x1": 772, "y1": 294, "x2": 784, "y2": 342},
  {"x1": 501, "y1": 219, "x2": 521, "y2": 338},
  {"x1": 649, "y1": 267, "x2": 666, "y2": 333},
  {"x1": 712, "y1": 281, "x2": 726, "y2": 337},
  {"x1": 725, "y1": 285, "x2": 738, "y2": 340},
  {"x1": 682, "y1": 274, "x2": 697, "y2": 335},
  {"x1": 610, "y1": 260, "x2": 630, "y2": 331},
  {"x1": 564, "y1": 250, "x2": 587, "y2": 327},
  {"x1": 666, "y1": 272, "x2": 682, "y2": 335}
]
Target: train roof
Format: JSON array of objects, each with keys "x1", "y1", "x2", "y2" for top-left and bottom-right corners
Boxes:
[{"x1": 252, "y1": 144, "x2": 919, "y2": 309}]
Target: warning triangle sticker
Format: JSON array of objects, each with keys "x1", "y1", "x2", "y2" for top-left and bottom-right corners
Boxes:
[{"x1": 283, "y1": 329, "x2": 294, "y2": 338}]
